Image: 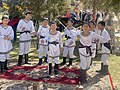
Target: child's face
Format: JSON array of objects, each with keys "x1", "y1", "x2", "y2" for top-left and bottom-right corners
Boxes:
[
  {"x1": 43, "y1": 20, "x2": 48, "y2": 26},
  {"x1": 67, "y1": 21, "x2": 73, "y2": 27},
  {"x1": 82, "y1": 24, "x2": 90, "y2": 32},
  {"x1": 25, "y1": 14, "x2": 31, "y2": 20},
  {"x1": 89, "y1": 22, "x2": 95, "y2": 29},
  {"x1": 97, "y1": 24, "x2": 104, "y2": 30},
  {"x1": 2, "y1": 18, "x2": 9, "y2": 25},
  {"x1": 51, "y1": 24, "x2": 57, "y2": 30}
]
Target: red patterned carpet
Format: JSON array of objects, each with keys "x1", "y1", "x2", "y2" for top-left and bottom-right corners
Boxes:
[{"x1": 0, "y1": 66, "x2": 81, "y2": 85}]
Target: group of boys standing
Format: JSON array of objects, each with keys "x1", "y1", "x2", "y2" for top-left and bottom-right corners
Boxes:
[{"x1": 0, "y1": 11, "x2": 111, "y2": 83}]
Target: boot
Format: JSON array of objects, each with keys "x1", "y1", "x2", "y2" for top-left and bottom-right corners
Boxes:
[
  {"x1": 54, "y1": 64, "x2": 59, "y2": 75},
  {"x1": 48, "y1": 63, "x2": 52, "y2": 75},
  {"x1": 25, "y1": 54, "x2": 30, "y2": 64},
  {"x1": 38, "y1": 58, "x2": 42, "y2": 65},
  {"x1": 80, "y1": 69, "x2": 87, "y2": 84},
  {"x1": 60, "y1": 57, "x2": 66, "y2": 66},
  {"x1": 0, "y1": 62, "x2": 4, "y2": 73},
  {"x1": 4, "y1": 59, "x2": 10, "y2": 70},
  {"x1": 96, "y1": 63, "x2": 103, "y2": 73},
  {"x1": 103, "y1": 65, "x2": 108, "y2": 75},
  {"x1": 17, "y1": 55, "x2": 23, "y2": 66},
  {"x1": 67, "y1": 58, "x2": 73, "y2": 66},
  {"x1": 44, "y1": 57, "x2": 47, "y2": 63}
]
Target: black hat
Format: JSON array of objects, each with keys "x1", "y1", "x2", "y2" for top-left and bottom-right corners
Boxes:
[
  {"x1": 24, "y1": 11, "x2": 31, "y2": 15},
  {"x1": 50, "y1": 21, "x2": 56, "y2": 26},
  {"x1": 42, "y1": 18, "x2": 48, "y2": 21},
  {"x1": 2, "y1": 15, "x2": 9, "y2": 20},
  {"x1": 68, "y1": 18, "x2": 74, "y2": 23}
]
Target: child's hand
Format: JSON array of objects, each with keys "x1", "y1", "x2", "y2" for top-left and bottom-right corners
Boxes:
[
  {"x1": 22, "y1": 27, "x2": 26, "y2": 31},
  {"x1": 69, "y1": 41, "x2": 73, "y2": 45},
  {"x1": 60, "y1": 47, "x2": 64, "y2": 52},
  {"x1": 77, "y1": 35, "x2": 80, "y2": 40},
  {"x1": 33, "y1": 32, "x2": 36, "y2": 37},
  {"x1": 41, "y1": 39, "x2": 44, "y2": 44}
]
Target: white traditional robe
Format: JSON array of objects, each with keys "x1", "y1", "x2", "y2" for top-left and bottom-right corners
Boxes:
[
  {"x1": 99, "y1": 29, "x2": 110, "y2": 65},
  {"x1": 17, "y1": 19, "x2": 35, "y2": 55},
  {"x1": 62, "y1": 27, "x2": 77, "y2": 58},
  {"x1": 37, "y1": 25, "x2": 49, "y2": 58},
  {"x1": 78, "y1": 31, "x2": 104, "y2": 69},
  {"x1": 47, "y1": 31, "x2": 63, "y2": 64},
  {"x1": 0, "y1": 25, "x2": 14, "y2": 62}
]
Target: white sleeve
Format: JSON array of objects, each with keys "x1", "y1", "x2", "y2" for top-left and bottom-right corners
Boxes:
[
  {"x1": 59, "y1": 33, "x2": 63, "y2": 48},
  {"x1": 9, "y1": 27, "x2": 14, "y2": 40},
  {"x1": 30, "y1": 21, "x2": 36, "y2": 33},
  {"x1": 37, "y1": 26, "x2": 41, "y2": 36},
  {"x1": 0, "y1": 35, "x2": 4, "y2": 39},
  {"x1": 17, "y1": 20, "x2": 23, "y2": 32}
]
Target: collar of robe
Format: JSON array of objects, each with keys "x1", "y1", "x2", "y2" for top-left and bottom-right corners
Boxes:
[
  {"x1": 50, "y1": 30, "x2": 57, "y2": 35},
  {"x1": 1, "y1": 24, "x2": 8, "y2": 29},
  {"x1": 23, "y1": 19, "x2": 30, "y2": 23}
]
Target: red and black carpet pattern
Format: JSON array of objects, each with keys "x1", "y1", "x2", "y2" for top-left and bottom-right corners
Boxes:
[{"x1": 0, "y1": 66, "x2": 81, "y2": 85}]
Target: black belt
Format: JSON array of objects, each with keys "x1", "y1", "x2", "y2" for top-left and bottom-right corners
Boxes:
[
  {"x1": 103, "y1": 42, "x2": 111, "y2": 50},
  {"x1": 40, "y1": 36, "x2": 45, "y2": 38},
  {"x1": 49, "y1": 41, "x2": 59, "y2": 45},
  {"x1": 20, "y1": 31, "x2": 30, "y2": 34},
  {"x1": 79, "y1": 41, "x2": 92, "y2": 56},
  {"x1": 65, "y1": 35, "x2": 71, "y2": 40}
]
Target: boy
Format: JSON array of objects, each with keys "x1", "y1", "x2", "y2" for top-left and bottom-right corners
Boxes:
[
  {"x1": 61, "y1": 19, "x2": 77, "y2": 66},
  {"x1": 96, "y1": 21, "x2": 111, "y2": 75},
  {"x1": 47, "y1": 21, "x2": 63, "y2": 76},
  {"x1": 37, "y1": 18, "x2": 49, "y2": 65},
  {"x1": 0, "y1": 15, "x2": 14, "y2": 73},
  {"x1": 17, "y1": 11, "x2": 36, "y2": 66}
]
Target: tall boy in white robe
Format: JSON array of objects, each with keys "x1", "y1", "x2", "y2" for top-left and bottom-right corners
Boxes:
[
  {"x1": 0, "y1": 15, "x2": 14, "y2": 73},
  {"x1": 47, "y1": 22, "x2": 63, "y2": 76},
  {"x1": 96, "y1": 21, "x2": 111, "y2": 75},
  {"x1": 17, "y1": 11, "x2": 36, "y2": 66},
  {"x1": 61, "y1": 19, "x2": 77, "y2": 66},
  {"x1": 37, "y1": 18, "x2": 49, "y2": 65}
]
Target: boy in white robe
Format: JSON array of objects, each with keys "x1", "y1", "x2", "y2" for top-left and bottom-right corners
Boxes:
[
  {"x1": 37, "y1": 18, "x2": 49, "y2": 65},
  {"x1": 17, "y1": 11, "x2": 36, "y2": 66},
  {"x1": 77, "y1": 22, "x2": 104, "y2": 83},
  {"x1": 47, "y1": 22, "x2": 63, "y2": 76},
  {"x1": 0, "y1": 15, "x2": 14, "y2": 73},
  {"x1": 61, "y1": 19, "x2": 77, "y2": 66},
  {"x1": 96, "y1": 21, "x2": 111, "y2": 75}
]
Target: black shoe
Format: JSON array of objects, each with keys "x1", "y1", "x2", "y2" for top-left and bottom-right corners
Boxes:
[
  {"x1": 96, "y1": 63, "x2": 103, "y2": 73},
  {"x1": 4, "y1": 59, "x2": 10, "y2": 70},
  {"x1": 44, "y1": 57, "x2": 47, "y2": 63},
  {"x1": 17, "y1": 55, "x2": 23, "y2": 66},
  {"x1": 60, "y1": 57, "x2": 66, "y2": 66},
  {"x1": 54, "y1": 64, "x2": 59, "y2": 75},
  {"x1": 80, "y1": 69, "x2": 87, "y2": 84},
  {"x1": 103, "y1": 65, "x2": 108, "y2": 75},
  {"x1": 25, "y1": 54, "x2": 30, "y2": 64},
  {"x1": 38, "y1": 58, "x2": 42, "y2": 65},
  {"x1": 0, "y1": 62, "x2": 5, "y2": 73},
  {"x1": 67, "y1": 58, "x2": 73, "y2": 66},
  {"x1": 48, "y1": 63, "x2": 52, "y2": 75}
]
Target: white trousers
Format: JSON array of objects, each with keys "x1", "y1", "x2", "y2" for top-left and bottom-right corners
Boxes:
[
  {"x1": 47, "y1": 56, "x2": 59, "y2": 64},
  {"x1": 63, "y1": 46, "x2": 75, "y2": 58},
  {"x1": 0, "y1": 53, "x2": 10, "y2": 62},
  {"x1": 101, "y1": 54, "x2": 109, "y2": 65},
  {"x1": 19, "y1": 42, "x2": 31, "y2": 55},
  {"x1": 39, "y1": 45, "x2": 48, "y2": 58}
]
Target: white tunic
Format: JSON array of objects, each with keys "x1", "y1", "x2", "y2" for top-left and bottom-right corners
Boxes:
[
  {"x1": 99, "y1": 29, "x2": 110, "y2": 54},
  {"x1": 17, "y1": 19, "x2": 35, "y2": 42},
  {"x1": 47, "y1": 31, "x2": 63, "y2": 57},
  {"x1": 0, "y1": 25, "x2": 14, "y2": 61},
  {"x1": 37, "y1": 25, "x2": 49, "y2": 45},
  {"x1": 79, "y1": 31, "x2": 103, "y2": 57},
  {"x1": 63, "y1": 27, "x2": 77, "y2": 47}
]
